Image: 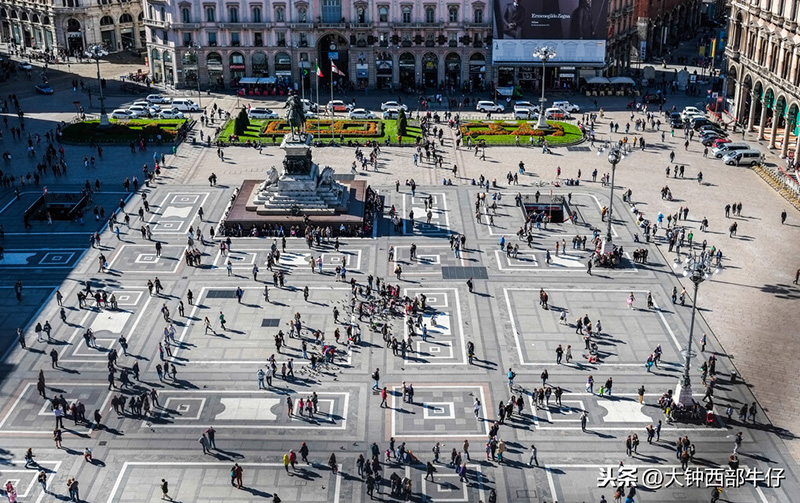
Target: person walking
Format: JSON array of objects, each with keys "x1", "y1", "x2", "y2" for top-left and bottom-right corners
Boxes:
[
  {"x1": 160, "y1": 479, "x2": 173, "y2": 500},
  {"x1": 528, "y1": 444, "x2": 538, "y2": 466}
]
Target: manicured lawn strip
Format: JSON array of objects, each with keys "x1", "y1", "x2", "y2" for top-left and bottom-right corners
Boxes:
[
  {"x1": 461, "y1": 120, "x2": 584, "y2": 146},
  {"x1": 60, "y1": 119, "x2": 188, "y2": 143}
]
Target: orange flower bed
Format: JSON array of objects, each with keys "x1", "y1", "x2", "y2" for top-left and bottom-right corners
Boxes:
[
  {"x1": 460, "y1": 121, "x2": 566, "y2": 138},
  {"x1": 263, "y1": 120, "x2": 382, "y2": 137}
]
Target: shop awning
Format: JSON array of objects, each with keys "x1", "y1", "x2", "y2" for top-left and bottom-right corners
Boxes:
[
  {"x1": 257, "y1": 77, "x2": 277, "y2": 84},
  {"x1": 610, "y1": 76, "x2": 635, "y2": 85},
  {"x1": 239, "y1": 77, "x2": 259, "y2": 84},
  {"x1": 586, "y1": 76, "x2": 610, "y2": 84}
]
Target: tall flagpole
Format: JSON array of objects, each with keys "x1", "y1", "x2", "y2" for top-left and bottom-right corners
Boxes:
[
  {"x1": 301, "y1": 65, "x2": 305, "y2": 102},
  {"x1": 315, "y1": 58, "x2": 320, "y2": 138},
  {"x1": 331, "y1": 63, "x2": 335, "y2": 144}
]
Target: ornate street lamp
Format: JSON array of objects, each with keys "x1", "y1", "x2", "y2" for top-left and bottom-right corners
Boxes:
[
  {"x1": 533, "y1": 46, "x2": 556, "y2": 130},
  {"x1": 603, "y1": 144, "x2": 631, "y2": 243},
  {"x1": 191, "y1": 44, "x2": 202, "y2": 108},
  {"x1": 673, "y1": 253, "x2": 721, "y2": 407},
  {"x1": 85, "y1": 45, "x2": 109, "y2": 127}
]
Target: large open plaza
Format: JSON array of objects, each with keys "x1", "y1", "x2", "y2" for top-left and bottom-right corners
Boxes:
[{"x1": 1, "y1": 29, "x2": 800, "y2": 503}]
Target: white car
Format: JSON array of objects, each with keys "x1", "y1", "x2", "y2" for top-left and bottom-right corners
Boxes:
[
  {"x1": 110, "y1": 109, "x2": 136, "y2": 120},
  {"x1": 146, "y1": 94, "x2": 171, "y2": 104},
  {"x1": 380, "y1": 101, "x2": 408, "y2": 111},
  {"x1": 127, "y1": 105, "x2": 152, "y2": 118},
  {"x1": 248, "y1": 107, "x2": 279, "y2": 119},
  {"x1": 349, "y1": 108, "x2": 376, "y2": 119},
  {"x1": 19, "y1": 61, "x2": 32, "y2": 71},
  {"x1": 132, "y1": 101, "x2": 161, "y2": 114},
  {"x1": 476, "y1": 101, "x2": 504, "y2": 113},
  {"x1": 301, "y1": 99, "x2": 319, "y2": 112},
  {"x1": 383, "y1": 108, "x2": 402, "y2": 119},
  {"x1": 552, "y1": 101, "x2": 580, "y2": 113},
  {"x1": 305, "y1": 111, "x2": 318, "y2": 119},
  {"x1": 514, "y1": 109, "x2": 538, "y2": 120},
  {"x1": 327, "y1": 100, "x2": 353, "y2": 113},
  {"x1": 158, "y1": 108, "x2": 185, "y2": 119},
  {"x1": 681, "y1": 107, "x2": 704, "y2": 120}
]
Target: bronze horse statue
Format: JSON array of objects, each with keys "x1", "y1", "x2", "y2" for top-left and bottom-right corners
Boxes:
[{"x1": 284, "y1": 94, "x2": 306, "y2": 139}]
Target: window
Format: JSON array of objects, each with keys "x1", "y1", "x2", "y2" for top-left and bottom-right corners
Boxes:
[
  {"x1": 379, "y1": 6, "x2": 388, "y2": 22},
  {"x1": 228, "y1": 6, "x2": 238, "y2": 22},
  {"x1": 231, "y1": 31, "x2": 241, "y2": 46},
  {"x1": 402, "y1": 6, "x2": 412, "y2": 23},
  {"x1": 277, "y1": 32, "x2": 286, "y2": 46},
  {"x1": 120, "y1": 13, "x2": 133, "y2": 23},
  {"x1": 207, "y1": 31, "x2": 217, "y2": 46},
  {"x1": 357, "y1": 7, "x2": 365, "y2": 23},
  {"x1": 100, "y1": 15, "x2": 114, "y2": 26},
  {"x1": 448, "y1": 6, "x2": 458, "y2": 22},
  {"x1": 149, "y1": 5, "x2": 154, "y2": 19},
  {"x1": 162, "y1": 30, "x2": 169, "y2": 42},
  {"x1": 181, "y1": 7, "x2": 191, "y2": 23},
  {"x1": 299, "y1": 33, "x2": 308, "y2": 46},
  {"x1": 322, "y1": 0, "x2": 342, "y2": 23},
  {"x1": 275, "y1": 6, "x2": 284, "y2": 22},
  {"x1": 473, "y1": 8, "x2": 483, "y2": 23},
  {"x1": 205, "y1": 6, "x2": 215, "y2": 22},
  {"x1": 298, "y1": 7, "x2": 307, "y2": 21},
  {"x1": 182, "y1": 32, "x2": 192, "y2": 46},
  {"x1": 254, "y1": 32, "x2": 263, "y2": 46},
  {"x1": 425, "y1": 7, "x2": 435, "y2": 23},
  {"x1": 252, "y1": 6, "x2": 261, "y2": 22},
  {"x1": 160, "y1": 7, "x2": 166, "y2": 20}
]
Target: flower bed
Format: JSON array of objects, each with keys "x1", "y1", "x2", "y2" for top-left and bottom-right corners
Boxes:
[
  {"x1": 262, "y1": 120, "x2": 382, "y2": 137},
  {"x1": 458, "y1": 120, "x2": 583, "y2": 146}
]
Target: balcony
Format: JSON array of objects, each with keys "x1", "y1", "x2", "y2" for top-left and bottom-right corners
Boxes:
[
  {"x1": 349, "y1": 22, "x2": 370, "y2": 29},
  {"x1": 143, "y1": 19, "x2": 168, "y2": 29},
  {"x1": 242, "y1": 23, "x2": 271, "y2": 29},
  {"x1": 171, "y1": 22, "x2": 201, "y2": 30},
  {"x1": 465, "y1": 22, "x2": 490, "y2": 29},
  {"x1": 316, "y1": 22, "x2": 346, "y2": 29},
  {"x1": 726, "y1": 47, "x2": 740, "y2": 61},
  {"x1": 291, "y1": 22, "x2": 313, "y2": 29}
]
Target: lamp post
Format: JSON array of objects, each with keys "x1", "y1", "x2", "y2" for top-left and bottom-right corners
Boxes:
[
  {"x1": 673, "y1": 253, "x2": 721, "y2": 407},
  {"x1": 604, "y1": 145, "x2": 625, "y2": 243},
  {"x1": 85, "y1": 45, "x2": 108, "y2": 127},
  {"x1": 533, "y1": 46, "x2": 556, "y2": 130},
  {"x1": 191, "y1": 44, "x2": 202, "y2": 108}
]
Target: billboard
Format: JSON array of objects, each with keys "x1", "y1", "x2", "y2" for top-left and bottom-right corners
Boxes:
[{"x1": 492, "y1": 0, "x2": 609, "y2": 65}]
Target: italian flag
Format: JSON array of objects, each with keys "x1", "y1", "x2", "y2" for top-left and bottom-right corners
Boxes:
[
  {"x1": 331, "y1": 61, "x2": 345, "y2": 76},
  {"x1": 316, "y1": 64, "x2": 323, "y2": 77}
]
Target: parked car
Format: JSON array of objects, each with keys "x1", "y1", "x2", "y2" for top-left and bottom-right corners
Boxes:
[
  {"x1": 127, "y1": 105, "x2": 153, "y2": 117},
  {"x1": 514, "y1": 101, "x2": 538, "y2": 117},
  {"x1": 702, "y1": 135, "x2": 729, "y2": 146},
  {"x1": 514, "y1": 109, "x2": 539, "y2": 120},
  {"x1": 248, "y1": 107, "x2": 279, "y2": 119},
  {"x1": 698, "y1": 124, "x2": 726, "y2": 135},
  {"x1": 132, "y1": 101, "x2": 161, "y2": 114},
  {"x1": 682, "y1": 106, "x2": 704, "y2": 118},
  {"x1": 146, "y1": 94, "x2": 171, "y2": 104},
  {"x1": 349, "y1": 108, "x2": 377, "y2": 119},
  {"x1": 305, "y1": 111, "x2": 318, "y2": 119},
  {"x1": 642, "y1": 94, "x2": 666, "y2": 104},
  {"x1": 170, "y1": 98, "x2": 200, "y2": 112},
  {"x1": 35, "y1": 83, "x2": 54, "y2": 95},
  {"x1": 552, "y1": 100, "x2": 580, "y2": 113},
  {"x1": 327, "y1": 100, "x2": 353, "y2": 113},
  {"x1": 723, "y1": 149, "x2": 763, "y2": 166},
  {"x1": 476, "y1": 100, "x2": 504, "y2": 113},
  {"x1": 545, "y1": 107, "x2": 570, "y2": 120},
  {"x1": 110, "y1": 109, "x2": 136, "y2": 120},
  {"x1": 711, "y1": 138, "x2": 732, "y2": 148},
  {"x1": 691, "y1": 118, "x2": 714, "y2": 129},
  {"x1": 382, "y1": 108, "x2": 400, "y2": 120},
  {"x1": 18, "y1": 61, "x2": 32, "y2": 71},
  {"x1": 158, "y1": 108, "x2": 185, "y2": 119},
  {"x1": 712, "y1": 142, "x2": 750, "y2": 158},
  {"x1": 381, "y1": 101, "x2": 408, "y2": 111},
  {"x1": 301, "y1": 99, "x2": 319, "y2": 113}
]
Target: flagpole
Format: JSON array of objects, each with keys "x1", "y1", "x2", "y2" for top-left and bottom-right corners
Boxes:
[
  {"x1": 315, "y1": 58, "x2": 320, "y2": 139},
  {"x1": 331, "y1": 64, "x2": 335, "y2": 144},
  {"x1": 301, "y1": 65, "x2": 305, "y2": 102}
]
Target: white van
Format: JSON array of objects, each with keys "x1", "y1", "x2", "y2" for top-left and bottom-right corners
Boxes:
[
  {"x1": 170, "y1": 98, "x2": 200, "y2": 112},
  {"x1": 681, "y1": 107, "x2": 704, "y2": 120},
  {"x1": 712, "y1": 142, "x2": 749, "y2": 158},
  {"x1": 552, "y1": 101, "x2": 580, "y2": 113},
  {"x1": 723, "y1": 149, "x2": 762, "y2": 166},
  {"x1": 545, "y1": 107, "x2": 570, "y2": 120}
]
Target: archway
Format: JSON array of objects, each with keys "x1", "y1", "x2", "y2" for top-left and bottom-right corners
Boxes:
[
  {"x1": 317, "y1": 33, "x2": 348, "y2": 87},
  {"x1": 468, "y1": 53, "x2": 486, "y2": 90},
  {"x1": 274, "y1": 52, "x2": 291, "y2": 86},
  {"x1": 445, "y1": 53, "x2": 461, "y2": 89},
  {"x1": 229, "y1": 51, "x2": 246, "y2": 85},
  {"x1": 66, "y1": 18, "x2": 82, "y2": 53},
  {"x1": 398, "y1": 52, "x2": 415, "y2": 89},
  {"x1": 150, "y1": 48, "x2": 162, "y2": 82},
  {"x1": 119, "y1": 13, "x2": 135, "y2": 50},
  {"x1": 752, "y1": 80, "x2": 764, "y2": 128},
  {"x1": 207, "y1": 52, "x2": 223, "y2": 88},
  {"x1": 422, "y1": 53, "x2": 438, "y2": 88},
  {"x1": 163, "y1": 51, "x2": 174, "y2": 85},
  {"x1": 100, "y1": 15, "x2": 116, "y2": 50},
  {"x1": 787, "y1": 103, "x2": 799, "y2": 162},
  {"x1": 251, "y1": 51, "x2": 268, "y2": 77}
]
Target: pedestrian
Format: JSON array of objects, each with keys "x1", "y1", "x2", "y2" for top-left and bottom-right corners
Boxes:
[
  {"x1": 161, "y1": 479, "x2": 172, "y2": 500},
  {"x1": 528, "y1": 444, "x2": 538, "y2": 466}
]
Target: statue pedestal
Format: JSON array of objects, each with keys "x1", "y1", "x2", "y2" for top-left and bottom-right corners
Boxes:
[{"x1": 249, "y1": 133, "x2": 350, "y2": 215}]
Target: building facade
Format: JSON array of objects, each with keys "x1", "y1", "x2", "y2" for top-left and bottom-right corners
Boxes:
[
  {"x1": 0, "y1": 0, "x2": 145, "y2": 55},
  {"x1": 726, "y1": 0, "x2": 800, "y2": 159},
  {"x1": 635, "y1": 0, "x2": 702, "y2": 63},
  {"x1": 143, "y1": 0, "x2": 492, "y2": 91},
  {"x1": 606, "y1": 0, "x2": 637, "y2": 76}
]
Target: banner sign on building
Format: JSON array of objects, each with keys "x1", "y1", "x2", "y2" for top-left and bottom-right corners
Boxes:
[{"x1": 492, "y1": 0, "x2": 609, "y2": 65}]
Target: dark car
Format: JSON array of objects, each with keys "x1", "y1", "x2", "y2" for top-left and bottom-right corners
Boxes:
[
  {"x1": 670, "y1": 119, "x2": 684, "y2": 129},
  {"x1": 642, "y1": 94, "x2": 667, "y2": 104},
  {"x1": 691, "y1": 118, "x2": 713, "y2": 129},
  {"x1": 698, "y1": 124, "x2": 726, "y2": 136},
  {"x1": 35, "y1": 83, "x2": 54, "y2": 95}
]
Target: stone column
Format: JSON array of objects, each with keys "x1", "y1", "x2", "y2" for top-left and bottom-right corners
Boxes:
[
  {"x1": 732, "y1": 79, "x2": 741, "y2": 123},
  {"x1": 769, "y1": 107, "x2": 780, "y2": 149},
  {"x1": 794, "y1": 133, "x2": 800, "y2": 162},
  {"x1": 781, "y1": 117, "x2": 792, "y2": 157},
  {"x1": 758, "y1": 102, "x2": 768, "y2": 140},
  {"x1": 747, "y1": 94, "x2": 758, "y2": 132}
]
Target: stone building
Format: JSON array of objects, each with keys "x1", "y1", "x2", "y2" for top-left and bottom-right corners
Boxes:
[
  {"x1": 726, "y1": 0, "x2": 800, "y2": 158},
  {"x1": 0, "y1": 0, "x2": 145, "y2": 55},
  {"x1": 635, "y1": 0, "x2": 703, "y2": 63},
  {"x1": 143, "y1": 0, "x2": 492, "y2": 91}
]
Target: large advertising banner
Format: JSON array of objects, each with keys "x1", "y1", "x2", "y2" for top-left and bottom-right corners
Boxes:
[{"x1": 492, "y1": 0, "x2": 609, "y2": 65}]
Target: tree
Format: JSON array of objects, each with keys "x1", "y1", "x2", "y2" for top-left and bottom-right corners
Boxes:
[
  {"x1": 234, "y1": 107, "x2": 249, "y2": 136},
  {"x1": 397, "y1": 108, "x2": 407, "y2": 137}
]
